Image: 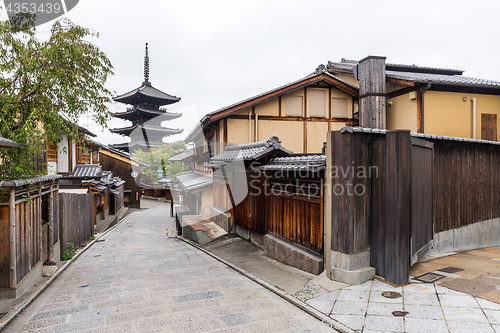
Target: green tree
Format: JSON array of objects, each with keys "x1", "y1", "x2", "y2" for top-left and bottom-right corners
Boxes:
[
  {"x1": 0, "y1": 16, "x2": 113, "y2": 180},
  {"x1": 133, "y1": 141, "x2": 188, "y2": 182}
]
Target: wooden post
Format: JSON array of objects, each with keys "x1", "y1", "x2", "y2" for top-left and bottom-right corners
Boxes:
[
  {"x1": 324, "y1": 132, "x2": 333, "y2": 279},
  {"x1": 9, "y1": 187, "x2": 17, "y2": 288},
  {"x1": 358, "y1": 56, "x2": 387, "y2": 129},
  {"x1": 385, "y1": 130, "x2": 411, "y2": 284},
  {"x1": 47, "y1": 180, "x2": 56, "y2": 265}
]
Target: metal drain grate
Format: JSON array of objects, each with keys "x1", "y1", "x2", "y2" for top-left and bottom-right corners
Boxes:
[{"x1": 413, "y1": 272, "x2": 445, "y2": 283}]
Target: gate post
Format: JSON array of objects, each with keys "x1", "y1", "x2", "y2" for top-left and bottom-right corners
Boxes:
[
  {"x1": 47, "y1": 180, "x2": 56, "y2": 265},
  {"x1": 384, "y1": 130, "x2": 411, "y2": 284},
  {"x1": 329, "y1": 130, "x2": 375, "y2": 285}
]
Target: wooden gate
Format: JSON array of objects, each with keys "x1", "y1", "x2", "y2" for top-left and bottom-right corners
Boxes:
[
  {"x1": 370, "y1": 131, "x2": 434, "y2": 285},
  {"x1": 410, "y1": 138, "x2": 434, "y2": 265}
]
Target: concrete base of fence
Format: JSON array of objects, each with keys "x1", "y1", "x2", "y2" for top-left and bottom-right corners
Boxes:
[
  {"x1": 235, "y1": 225, "x2": 265, "y2": 249},
  {"x1": 330, "y1": 250, "x2": 375, "y2": 285},
  {"x1": 264, "y1": 234, "x2": 324, "y2": 275},
  {"x1": 427, "y1": 217, "x2": 500, "y2": 256},
  {"x1": 0, "y1": 261, "x2": 43, "y2": 300}
]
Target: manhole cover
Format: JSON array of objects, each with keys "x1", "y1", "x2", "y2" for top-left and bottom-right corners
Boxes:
[
  {"x1": 413, "y1": 272, "x2": 445, "y2": 283},
  {"x1": 392, "y1": 311, "x2": 409, "y2": 317},
  {"x1": 382, "y1": 291, "x2": 402, "y2": 299},
  {"x1": 0, "y1": 312, "x2": 7, "y2": 320},
  {"x1": 438, "y1": 266, "x2": 464, "y2": 274}
]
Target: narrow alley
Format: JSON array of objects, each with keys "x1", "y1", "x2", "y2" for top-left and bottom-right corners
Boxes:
[{"x1": 3, "y1": 200, "x2": 334, "y2": 333}]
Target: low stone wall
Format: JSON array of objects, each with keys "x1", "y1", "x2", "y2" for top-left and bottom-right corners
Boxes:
[
  {"x1": 264, "y1": 234, "x2": 323, "y2": 275},
  {"x1": 428, "y1": 217, "x2": 500, "y2": 256}
]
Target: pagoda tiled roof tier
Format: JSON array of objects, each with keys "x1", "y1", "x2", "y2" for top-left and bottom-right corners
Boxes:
[
  {"x1": 113, "y1": 106, "x2": 182, "y2": 122},
  {"x1": 109, "y1": 141, "x2": 168, "y2": 153},
  {"x1": 110, "y1": 124, "x2": 183, "y2": 137},
  {"x1": 113, "y1": 83, "x2": 181, "y2": 106}
]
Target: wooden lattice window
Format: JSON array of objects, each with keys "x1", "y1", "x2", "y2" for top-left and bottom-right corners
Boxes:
[
  {"x1": 76, "y1": 143, "x2": 90, "y2": 164},
  {"x1": 47, "y1": 142, "x2": 58, "y2": 161},
  {"x1": 92, "y1": 150, "x2": 99, "y2": 164}
]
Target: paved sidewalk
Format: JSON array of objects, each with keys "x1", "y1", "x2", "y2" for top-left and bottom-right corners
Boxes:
[
  {"x1": 410, "y1": 247, "x2": 500, "y2": 304},
  {"x1": 3, "y1": 200, "x2": 334, "y2": 333},
  {"x1": 305, "y1": 279, "x2": 500, "y2": 333}
]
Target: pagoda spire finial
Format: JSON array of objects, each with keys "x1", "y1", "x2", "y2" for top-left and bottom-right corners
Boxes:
[{"x1": 143, "y1": 43, "x2": 151, "y2": 86}]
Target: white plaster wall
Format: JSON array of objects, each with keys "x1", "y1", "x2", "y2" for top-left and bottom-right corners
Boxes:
[
  {"x1": 57, "y1": 134, "x2": 69, "y2": 173},
  {"x1": 47, "y1": 161, "x2": 57, "y2": 175}
]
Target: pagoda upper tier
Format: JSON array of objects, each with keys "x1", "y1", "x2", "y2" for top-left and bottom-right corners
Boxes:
[
  {"x1": 113, "y1": 84, "x2": 180, "y2": 107},
  {"x1": 110, "y1": 43, "x2": 183, "y2": 153},
  {"x1": 113, "y1": 106, "x2": 181, "y2": 125}
]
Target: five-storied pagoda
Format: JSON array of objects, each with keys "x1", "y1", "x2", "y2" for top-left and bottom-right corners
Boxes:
[{"x1": 110, "y1": 43, "x2": 183, "y2": 153}]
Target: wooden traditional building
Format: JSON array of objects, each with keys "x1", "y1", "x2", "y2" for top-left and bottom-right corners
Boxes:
[
  {"x1": 208, "y1": 136, "x2": 326, "y2": 275},
  {"x1": 110, "y1": 43, "x2": 183, "y2": 153}
]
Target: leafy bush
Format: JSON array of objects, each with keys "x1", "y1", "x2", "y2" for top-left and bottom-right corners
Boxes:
[{"x1": 61, "y1": 243, "x2": 75, "y2": 261}]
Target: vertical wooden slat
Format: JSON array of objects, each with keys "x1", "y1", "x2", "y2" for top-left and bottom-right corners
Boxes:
[{"x1": 9, "y1": 188, "x2": 17, "y2": 288}]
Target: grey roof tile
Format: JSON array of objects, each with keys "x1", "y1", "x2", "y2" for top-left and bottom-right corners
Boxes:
[
  {"x1": 210, "y1": 136, "x2": 293, "y2": 163},
  {"x1": 113, "y1": 84, "x2": 180, "y2": 106},
  {"x1": 175, "y1": 171, "x2": 213, "y2": 193},
  {"x1": 69, "y1": 164, "x2": 103, "y2": 178},
  {"x1": 259, "y1": 154, "x2": 326, "y2": 172},
  {"x1": 341, "y1": 126, "x2": 500, "y2": 146},
  {"x1": 169, "y1": 149, "x2": 193, "y2": 162},
  {"x1": 0, "y1": 174, "x2": 62, "y2": 187}
]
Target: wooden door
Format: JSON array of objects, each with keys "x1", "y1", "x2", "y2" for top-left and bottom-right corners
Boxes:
[
  {"x1": 410, "y1": 138, "x2": 434, "y2": 265},
  {"x1": 481, "y1": 114, "x2": 497, "y2": 141}
]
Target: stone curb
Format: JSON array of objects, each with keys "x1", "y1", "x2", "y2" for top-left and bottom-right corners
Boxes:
[
  {"x1": 0, "y1": 211, "x2": 135, "y2": 332},
  {"x1": 177, "y1": 235, "x2": 356, "y2": 333}
]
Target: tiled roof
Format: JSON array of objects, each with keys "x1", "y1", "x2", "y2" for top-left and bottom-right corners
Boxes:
[
  {"x1": 69, "y1": 164, "x2": 103, "y2": 178},
  {"x1": 340, "y1": 127, "x2": 500, "y2": 146},
  {"x1": 259, "y1": 154, "x2": 326, "y2": 172},
  {"x1": 169, "y1": 149, "x2": 193, "y2": 162},
  {"x1": 114, "y1": 106, "x2": 182, "y2": 121},
  {"x1": 327, "y1": 59, "x2": 500, "y2": 89},
  {"x1": 175, "y1": 171, "x2": 213, "y2": 193},
  {"x1": 0, "y1": 174, "x2": 62, "y2": 187},
  {"x1": 113, "y1": 84, "x2": 180, "y2": 106},
  {"x1": 210, "y1": 136, "x2": 293, "y2": 163},
  {"x1": 386, "y1": 70, "x2": 500, "y2": 88},
  {"x1": 110, "y1": 124, "x2": 183, "y2": 137}
]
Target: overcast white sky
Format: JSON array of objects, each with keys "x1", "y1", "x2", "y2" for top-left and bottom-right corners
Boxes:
[{"x1": 2, "y1": 0, "x2": 500, "y2": 146}]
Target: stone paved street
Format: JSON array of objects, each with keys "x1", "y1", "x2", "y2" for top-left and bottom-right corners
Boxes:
[{"x1": 3, "y1": 200, "x2": 335, "y2": 333}]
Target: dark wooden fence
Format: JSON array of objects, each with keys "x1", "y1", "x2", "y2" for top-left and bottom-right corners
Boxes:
[
  {"x1": 213, "y1": 167, "x2": 324, "y2": 254},
  {"x1": 266, "y1": 194, "x2": 323, "y2": 253},
  {"x1": 0, "y1": 177, "x2": 60, "y2": 290},
  {"x1": 329, "y1": 128, "x2": 500, "y2": 285},
  {"x1": 59, "y1": 193, "x2": 94, "y2": 253},
  {"x1": 430, "y1": 138, "x2": 500, "y2": 233}
]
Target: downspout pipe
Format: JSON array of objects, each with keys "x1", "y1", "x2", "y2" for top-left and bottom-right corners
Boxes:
[
  {"x1": 249, "y1": 110, "x2": 252, "y2": 143},
  {"x1": 472, "y1": 98, "x2": 477, "y2": 139}
]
